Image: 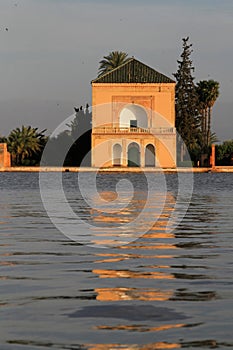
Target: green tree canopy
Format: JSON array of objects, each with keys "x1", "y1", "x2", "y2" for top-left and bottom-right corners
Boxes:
[
  {"x1": 196, "y1": 80, "x2": 220, "y2": 149},
  {"x1": 0, "y1": 135, "x2": 7, "y2": 143},
  {"x1": 98, "y1": 51, "x2": 130, "y2": 76},
  {"x1": 216, "y1": 140, "x2": 233, "y2": 165},
  {"x1": 7, "y1": 125, "x2": 47, "y2": 165}
]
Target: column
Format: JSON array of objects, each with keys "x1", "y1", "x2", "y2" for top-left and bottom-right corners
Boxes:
[
  {"x1": 122, "y1": 139, "x2": 127, "y2": 166},
  {"x1": 140, "y1": 140, "x2": 145, "y2": 167}
]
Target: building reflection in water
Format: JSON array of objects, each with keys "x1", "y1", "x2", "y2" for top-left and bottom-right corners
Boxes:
[
  {"x1": 93, "y1": 269, "x2": 174, "y2": 280},
  {"x1": 88, "y1": 188, "x2": 177, "y2": 248},
  {"x1": 95, "y1": 287, "x2": 173, "y2": 301},
  {"x1": 69, "y1": 181, "x2": 218, "y2": 346},
  {"x1": 90, "y1": 189, "x2": 176, "y2": 305},
  {"x1": 87, "y1": 342, "x2": 181, "y2": 349},
  {"x1": 82, "y1": 186, "x2": 216, "y2": 342},
  {"x1": 89, "y1": 188, "x2": 179, "y2": 329},
  {"x1": 86, "y1": 339, "x2": 220, "y2": 349}
]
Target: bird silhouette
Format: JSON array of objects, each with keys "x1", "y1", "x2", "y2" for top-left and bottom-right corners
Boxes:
[{"x1": 74, "y1": 107, "x2": 79, "y2": 113}]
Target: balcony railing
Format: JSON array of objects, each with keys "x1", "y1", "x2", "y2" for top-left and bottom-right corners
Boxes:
[{"x1": 93, "y1": 127, "x2": 175, "y2": 134}]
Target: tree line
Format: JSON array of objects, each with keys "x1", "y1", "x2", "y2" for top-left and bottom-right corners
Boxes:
[
  {"x1": 0, "y1": 105, "x2": 91, "y2": 166},
  {"x1": 0, "y1": 41, "x2": 232, "y2": 166}
]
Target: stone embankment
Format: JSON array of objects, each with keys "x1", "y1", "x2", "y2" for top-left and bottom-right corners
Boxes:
[{"x1": 1, "y1": 166, "x2": 233, "y2": 172}]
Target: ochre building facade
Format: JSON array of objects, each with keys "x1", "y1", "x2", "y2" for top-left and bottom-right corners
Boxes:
[
  {"x1": 91, "y1": 58, "x2": 176, "y2": 168},
  {"x1": 0, "y1": 143, "x2": 11, "y2": 167}
]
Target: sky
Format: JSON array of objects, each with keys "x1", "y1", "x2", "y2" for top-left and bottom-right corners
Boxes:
[{"x1": 0, "y1": 0, "x2": 232, "y2": 141}]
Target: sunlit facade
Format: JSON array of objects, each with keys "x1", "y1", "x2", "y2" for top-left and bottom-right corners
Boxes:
[
  {"x1": 91, "y1": 58, "x2": 176, "y2": 168},
  {"x1": 0, "y1": 143, "x2": 11, "y2": 167}
]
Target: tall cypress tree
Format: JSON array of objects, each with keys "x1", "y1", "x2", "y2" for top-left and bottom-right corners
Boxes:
[{"x1": 173, "y1": 37, "x2": 200, "y2": 161}]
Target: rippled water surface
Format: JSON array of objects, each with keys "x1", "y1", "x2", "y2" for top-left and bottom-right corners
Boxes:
[{"x1": 0, "y1": 172, "x2": 232, "y2": 349}]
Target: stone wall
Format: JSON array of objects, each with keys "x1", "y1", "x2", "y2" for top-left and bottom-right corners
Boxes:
[{"x1": 0, "y1": 143, "x2": 11, "y2": 167}]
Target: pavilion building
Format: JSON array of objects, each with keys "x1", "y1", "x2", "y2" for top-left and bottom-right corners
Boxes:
[{"x1": 91, "y1": 58, "x2": 176, "y2": 168}]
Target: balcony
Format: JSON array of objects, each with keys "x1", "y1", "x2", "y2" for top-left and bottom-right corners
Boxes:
[{"x1": 92, "y1": 126, "x2": 175, "y2": 135}]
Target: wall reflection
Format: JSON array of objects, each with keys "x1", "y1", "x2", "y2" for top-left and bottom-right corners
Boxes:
[
  {"x1": 88, "y1": 188, "x2": 177, "y2": 248},
  {"x1": 95, "y1": 323, "x2": 185, "y2": 332},
  {"x1": 95, "y1": 287, "x2": 173, "y2": 301},
  {"x1": 90, "y1": 187, "x2": 218, "y2": 304},
  {"x1": 93, "y1": 269, "x2": 174, "y2": 280},
  {"x1": 91, "y1": 189, "x2": 192, "y2": 304},
  {"x1": 87, "y1": 342, "x2": 181, "y2": 349}
]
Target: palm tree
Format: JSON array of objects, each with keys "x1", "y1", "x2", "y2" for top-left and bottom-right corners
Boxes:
[
  {"x1": 209, "y1": 132, "x2": 219, "y2": 145},
  {"x1": 7, "y1": 126, "x2": 47, "y2": 165},
  {"x1": 98, "y1": 51, "x2": 130, "y2": 76},
  {"x1": 196, "y1": 80, "x2": 219, "y2": 149},
  {"x1": 196, "y1": 80, "x2": 208, "y2": 149},
  {"x1": 205, "y1": 80, "x2": 219, "y2": 145},
  {"x1": 0, "y1": 135, "x2": 7, "y2": 143}
]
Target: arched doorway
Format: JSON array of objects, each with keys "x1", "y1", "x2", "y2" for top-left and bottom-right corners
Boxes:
[
  {"x1": 128, "y1": 142, "x2": 140, "y2": 167},
  {"x1": 145, "y1": 144, "x2": 155, "y2": 167},
  {"x1": 113, "y1": 144, "x2": 122, "y2": 166}
]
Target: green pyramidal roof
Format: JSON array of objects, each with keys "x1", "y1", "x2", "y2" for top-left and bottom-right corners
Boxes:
[{"x1": 92, "y1": 57, "x2": 175, "y2": 84}]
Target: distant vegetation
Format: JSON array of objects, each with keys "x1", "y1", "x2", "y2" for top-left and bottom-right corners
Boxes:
[
  {"x1": 216, "y1": 140, "x2": 233, "y2": 165},
  {"x1": 0, "y1": 105, "x2": 91, "y2": 166},
  {"x1": 0, "y1": 126, "x2": 47, "y2": 166},
  {"x1": 41, "y1": 104, "x2": 91, "y2": 167}
]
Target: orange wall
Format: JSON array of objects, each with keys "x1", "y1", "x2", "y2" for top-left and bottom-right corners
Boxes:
[
  {"x1": 91, "y1": 82, "x2": 176, "y2": 168},
  {"x1": 92, "y1": 83, "x2": 175, "y2": 128},
  {"x1": 91, "y1": 134, "x2": 176, "y2": 168},
  {"x1": 0, "y1": 143, "x2": 11, "y2": 167}
]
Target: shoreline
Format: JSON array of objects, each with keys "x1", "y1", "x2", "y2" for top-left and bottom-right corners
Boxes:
[{"x1": 1, "y1": 166, "x2": 233, "y2": 173}]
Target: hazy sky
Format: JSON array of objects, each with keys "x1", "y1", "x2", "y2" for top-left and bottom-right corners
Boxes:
[{"x1": 0, "y1": 0, "x2": 232, "y2": 141}]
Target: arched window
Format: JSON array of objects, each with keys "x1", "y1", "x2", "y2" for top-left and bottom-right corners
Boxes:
[
  {"x1": 145, "y1": 144, "x2": 155, "y2": 167},
  {"x1": 128, "y1": 142, "x2": 140, "y2": 167},
  {"x1": 113, "y1": 144, "x2": 122, "y2": 166}
]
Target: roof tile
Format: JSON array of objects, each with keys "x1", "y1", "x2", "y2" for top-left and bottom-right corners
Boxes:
[{"x1": 92, "y1": 58, "x2": 175, "y2": 84}]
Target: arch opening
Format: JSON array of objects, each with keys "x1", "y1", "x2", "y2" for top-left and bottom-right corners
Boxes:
[
  {"x1": 128, "y1": 142, "x2": 140, "y2": 167},
  {"x1": 113, "y1": 143, "x2": 122, "y2": 166},
  {"x1": 119, "y1": 104, "x2": 148, "y2": 129},
  {"x1": 145, "y1": 144, "x2": 155, "y2": 167}
]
